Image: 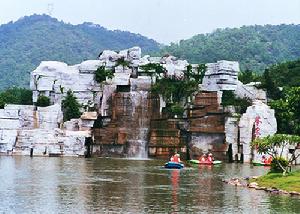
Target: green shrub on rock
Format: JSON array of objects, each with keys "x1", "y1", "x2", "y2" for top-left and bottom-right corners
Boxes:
[
  {"x1": 62, "y1": 90, "x2": 81, "y2": 121},
  {"x1": 36, "y1": 95, "x2": 50, "y2": 107},
  {"x1": 95, "y1": 66, "x2": 114, "y2": 83}
]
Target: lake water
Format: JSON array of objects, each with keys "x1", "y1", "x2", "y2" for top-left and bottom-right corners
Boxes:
[{"x1": 0, "y1": 156, "x2": 299, "y2": 213}]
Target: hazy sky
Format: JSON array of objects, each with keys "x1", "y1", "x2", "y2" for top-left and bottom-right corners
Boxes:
[{"x1": 1, "y1": 0, "x2": 300, "y2": 44}]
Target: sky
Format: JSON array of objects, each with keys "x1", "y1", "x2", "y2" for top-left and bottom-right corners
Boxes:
[{"x1": 0, "y1": 0, "x2": 300, "y2": 44}]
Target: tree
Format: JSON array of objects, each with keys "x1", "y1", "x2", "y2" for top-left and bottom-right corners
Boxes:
[
  {"x1": 193, "y1": 64, "x2": 206, "y2": 84},
  {"x1": 36, "y1": 95, "x2": 50, "y2": 107},
  {"x1": 151, "y1": 67, "x2": 199, "y2": 118},
  {"x1": 161, "y1": 24, "x2": 300, "y2": 73},
  {"x1": 0, "y1": 14, "x2": 159, "y2": 90},
  {"x1": 238, "y1": 69, "x2": 261, "y2": 84},
  {"x1": 0, "y1": 87, "x2": 32, "y2": 108},
  {"x1": 115, "y1": 57, "x2": 130, "y2": 68},
  {"x1": 251, "y1": 134, "x2": 300, "y2": 175},
  {"x1": 61, "y1": 90, "x2": 81, "y2": 121},
  {"x1": 221, "y1": 90, "x2": 252, "y2": 114},
  {"x1": 270, "y1": 87, "x2": 300, "y2": 134},
  {"x1": 140, "y1": 63, "x2": 166, "y2": 76},
  {"x1": 95, "y1": 66, "x2": 114, "y2": 83},
  {"x1": 260, "y1": 69, "x2": 282, "y2": 100}
]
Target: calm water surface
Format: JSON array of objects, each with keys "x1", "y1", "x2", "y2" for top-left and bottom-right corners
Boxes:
[{"x1": 0, "y1": 156, "x2": 299, "y2": 213}]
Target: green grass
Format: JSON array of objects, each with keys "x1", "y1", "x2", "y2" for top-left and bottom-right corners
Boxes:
[{"x1": 252, "y1": 170, "x2": 300, "y2": 192}]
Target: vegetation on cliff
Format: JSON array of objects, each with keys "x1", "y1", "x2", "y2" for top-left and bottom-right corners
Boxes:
[
  {"x1": 151, "y1": 64, "x2": 206, "y2": 117},
  {"x1": 36, "y1": 95, "x2": 50, "y2": 107},
  {"x1": 0, "y1": 14, "x2": 160, "y2": 90},
  {"x1": 162, "y1": 24, "x2": 300, "y2": 72},
  {"x1": 95, "y1": 66, "x2": 114, "y2": 83},
  {"x1": 221, "y1": 90, "x2": 251, "y2": 114},
  {"x1": 0, "y1": 87, "x2": 32, "y2": 108},
  {"x1": 62, "y1": 90, "x2": 81, "y2": 121}
]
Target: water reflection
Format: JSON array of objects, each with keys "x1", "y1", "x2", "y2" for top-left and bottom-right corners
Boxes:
[
  {"x1": 0, "y1": 157, "x2": 299, "y2": 213},
  {"x1": 171, "y1": 169, "x2": 180, "y2": 213}
]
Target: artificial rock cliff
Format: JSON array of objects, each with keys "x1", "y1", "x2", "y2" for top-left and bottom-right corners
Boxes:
[{"x1": 0, "y1": 46, "x2": 277, "y2": 162}]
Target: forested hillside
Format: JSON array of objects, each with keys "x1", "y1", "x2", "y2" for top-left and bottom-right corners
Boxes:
[
  {"x1": 1, "y1": 14, "x2": 300, "y2": 90},
  {"x1": 0, "y1": 14, "x2": 160, "y2": 89},
  {"x1": 162, "y1": 24, "x2": 300, "y2": 72}
]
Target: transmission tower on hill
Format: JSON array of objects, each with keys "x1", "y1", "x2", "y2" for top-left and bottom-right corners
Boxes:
[{"x1": 47, "y1": 3, "x2": 54, "y2": 16}]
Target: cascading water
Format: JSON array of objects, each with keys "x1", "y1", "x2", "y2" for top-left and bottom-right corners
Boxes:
[{"x1": 126, "y1": 91, "x2": 149, "y2": 159}]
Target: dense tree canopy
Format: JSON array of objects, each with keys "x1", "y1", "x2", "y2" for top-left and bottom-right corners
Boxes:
[
  {"x1": 0, "y1": 87, "x2": 32, "y2": 108},
  {"x1": 162, "y1": 24, "x2": 300, "y2": 72},
  {"x1": 270, "y1": 87, "x2": 300, "y2": 135},
  {"x1": 255, "y1": 59, "x2": 300, "y2": 135}
]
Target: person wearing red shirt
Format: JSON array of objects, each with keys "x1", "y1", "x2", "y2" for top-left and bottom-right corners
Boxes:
[{"x1": 170, "y1": 153, "x2": 181, "y2": 163}]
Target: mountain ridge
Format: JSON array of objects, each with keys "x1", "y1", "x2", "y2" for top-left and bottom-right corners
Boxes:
[
  {"x1": 161, "y1": 24, "x2": 300, "y2": 72},
  {"x1": 1, "y1": 14, "x2": 300, "y2": 90},
  {"x1": 0, "y1": 14, "x2": 160, "y2": 89}
]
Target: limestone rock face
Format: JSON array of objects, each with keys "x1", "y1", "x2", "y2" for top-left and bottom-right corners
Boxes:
[
  {"x1": 127, "y1": 46, "x2": 142, "y2": 60},
  {"x1": 0, "y1": 130, "x2": 18, "y2": 151},
  {"x1": 30, "y1": 60, "x2": 101, "y2": 107},
  {"x1": 225, "y1": 116, "x2": 239, "y2": 160},
  {"x1": 13, "y1": 129, "x2": 89, "y2": 156},
  {"x1": 235, "y1": 81, "x2": 267, "y2": 103},
  {"x1": 0, "y1": 103, "x2": 92, "y2": 156},
  {"x1": 98, "y1": 50, "x2": 119, "y2": 62},
  {"x1": 202, "y1": 60, "x2": 239, "y2": 91},
  {"x1": 37, "y1": 104, "x2": 63, "y2": 129},
  {"x1": 239, "y1": 100, "x2": 277, "y2": 162},
  {"x1": 164, "y1": 59, "x2": 188, "y2": 77},
  {"x1": 130, "y1": 76, "x2": 152, "y2": 91}
]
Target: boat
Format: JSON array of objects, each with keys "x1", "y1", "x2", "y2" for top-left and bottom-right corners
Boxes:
[
  {"x1": 164, "y1": 161, "x2": 184, "y2": 169},
  {"x1": 252, "y1": 161, "x2": 271, "y2": 166},
  {"x1": 188, "y1": 159, "x2": 222, "y2": 165}
]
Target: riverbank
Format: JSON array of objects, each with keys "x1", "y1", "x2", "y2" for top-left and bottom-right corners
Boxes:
[{"x1": 251, "y1": 170, "x2": 300, "y2": 193}]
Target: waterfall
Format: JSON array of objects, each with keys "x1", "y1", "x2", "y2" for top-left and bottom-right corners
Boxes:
[{"x1": 126, "y1": 91, "x2": 149, "y2": 159}]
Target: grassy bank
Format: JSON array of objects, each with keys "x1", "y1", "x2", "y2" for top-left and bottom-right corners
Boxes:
[{"x1": 253, "y1": 170, "x2": 300, "y2": 192}]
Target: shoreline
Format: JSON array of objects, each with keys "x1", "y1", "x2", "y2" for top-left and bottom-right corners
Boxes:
[{"x1": 223, "y1": 171, "x2": 300, "y2": 196}]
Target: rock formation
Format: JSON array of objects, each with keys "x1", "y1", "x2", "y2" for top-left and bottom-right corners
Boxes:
[
  {"x1": 0, "y1": 46, "x2": 278, "y2": 161},
  {"x1": 0, "y1": 104, "x2": 92, "y2": 156},
  {"x1": 239, "y1": 100, "x2": 277, "y2": 162}
]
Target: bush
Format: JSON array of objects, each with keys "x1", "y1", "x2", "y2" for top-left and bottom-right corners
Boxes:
[
  {"x1": 170, "y1": 103, "x2": 184, "y2": 117},
  {"x1": 95, "y1": 66, "x2": 114, "y2": 83},
  {"x1": 62, "y1": 90, "x2": 81, "y2": 121},
  {"x1": 116, "y1": 57, "x2": 130, "y2": 67},
  {"x1": 140, "y1": 63, "x2": 166, "y2": 75},
  {"x1": 36, "y1": 95, "x2": 50, "y2": 107},
  {"x1": 222, "y1": 90, "x2": 251, "y2": 114},
  {"x1": 270, "y1": 157, "x2": 289, "y2": 173}
]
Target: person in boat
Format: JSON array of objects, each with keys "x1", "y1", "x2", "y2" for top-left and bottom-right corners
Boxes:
[
  {"x1": 207, "y1": 153, "x2": 214, "y2": 163},
  {"x1": 170, "y1": 153, "x2": 181, "y2": 163},
  {"x1": 261, "y1": 155, "x2": 272, "y2": 164},
  {"x1": 265, "y1": 156, "x2": 272, "y2": 164},
  {"x1": 199, "y1": 154, "x2": 207, "y2": 162}
]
